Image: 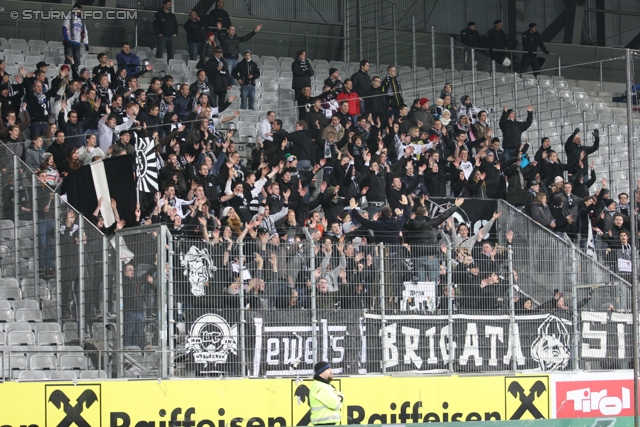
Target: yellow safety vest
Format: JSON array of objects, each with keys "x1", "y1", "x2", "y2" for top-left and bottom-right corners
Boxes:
[{"x1": 309, "y1": 379, "x2": 344, "y2": 425}]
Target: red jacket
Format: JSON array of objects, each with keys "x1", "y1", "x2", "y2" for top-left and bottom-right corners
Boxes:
[{"x1": 336, "y1": 90, "x2": 361, "y2": 116}]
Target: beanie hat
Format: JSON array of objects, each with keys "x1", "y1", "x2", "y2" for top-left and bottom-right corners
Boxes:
[
  {"x1": 419, "y1": 97, "x2": 429, "y2": 106},
  {"x1": 314, "y1": 361, "x2": 331, "y2": 376}
]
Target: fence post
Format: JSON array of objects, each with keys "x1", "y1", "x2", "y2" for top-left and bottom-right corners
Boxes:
[
  {"x1": 356, "y1": 0, "x2": 362, "y2": 60},
  {"x1": 508, "y1": 243, "x2": 517, "y2": 372},
  {"x1": 450, "y1": 38, "x2": 455, "y2": 95},
  {"x1": 443, "y1": 233, "x2": 454, "y2": 374},
  {"x1": 31, "y1": 172, "x2": 39, "y2": 298},
  {"x1": 607, "y1": 124, "x2": 613, "y2": 183},
  {"x1": 412, "y1": 15, "x2": 417, "y2": 98},
  {"x1": 12, "y1": 156, "x2": 18, "y2": 281},
  {"x1": 101, "y1": 233, "x2": 109, "y2": 376},
  {"x1": 431, "y1": 26, "x2": 436, "y2": 102},
  {"x1": 392, "y1": 5, "x2": 397, "y2": 66},
  {"x1": 379, "y1": 242, "x2": 386, "y2": 374},
  {"x1": 560, "y1": 98, "x2": 565, "y2": 163},
  {"x1": 303, "y1": 229, "x2": 318, "y2": 365},
  {"x1": 492, "y1": 60, "x2": 497, "y2": 133},
  {"x1": 600, "y1": 60, "x2": 603, "y2": 91},
  {"x1": 167, "y1": 231, "x2": 174, "y2": 378},
  {"x1": 374, "y1": 0, "x2": 379, "y2": 68},
  {"x1": 570, "y1": 242, "x2": 579, "y2": 370},
  {"x1": 54, "y1": 195, "x2": 61, "y2": 323},
  {"x1": 471, "y1": 49, "x2": 476, "y2": 102},
  {"x1": 115, "y1": 231, "x2": 123, "y2": 378},
  {"x1": 238, "y1": 240, "x2": 247, "y2": 377},
  {"x1": 343, "y1": 0, "x2": 348, "y2": 64},
  {"x1": 158, "y1": 225, "x2": 168, "y2": 378},
  {"x1": 558, "y1": 55, "x2": 562, "y2": 77},
  {"x1": 536, "y1": 84, "x2": 541, "y2": 125},
  {"x1": 513, "y1": 73, "x2": 518, "y2": 119},
  {"x1": 78, "y1": 215, "x2": 85, "y2": 347}
]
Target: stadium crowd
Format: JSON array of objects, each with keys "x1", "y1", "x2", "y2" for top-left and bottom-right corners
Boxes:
[{"x1": 0, "y1": 2, "x2": 635, "y2": 329}]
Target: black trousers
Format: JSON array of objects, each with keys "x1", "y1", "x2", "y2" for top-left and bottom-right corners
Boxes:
[{"x1": 520, "y1": 53, "x2": 541, "y2": 76}]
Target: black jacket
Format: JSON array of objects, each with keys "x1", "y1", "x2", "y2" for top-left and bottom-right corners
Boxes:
[
  {"x1": 405, "y1": 206, "x2": 459, "y2": 257},
  {"x1": 564, "y1": 129, "x2": 599, "y2": 176},
  {"x1": 522, "y1": 30, "x2": 548, "y2": 55},
  {"x1": 291, "y1": 59, "x2": 314, "y2": 90},
  {"x1": 364, "y1": 85, "x2": 386, "y2": 115},
  {"x1": 152, "y1": 9, "x2": 178, "y2": 37},
  {"x1": 183, "y1": 19, "x2": 206, "y2": 43},
  {"x1": 461, "y1": 28, "x2": 483, "y2": 48},
  {"x1": 487, "y1": 28, "x2": 507, "y2": 50},
  {"x1": 232, "y1": 59, "x2": 260, "y2": 86},
  {"x1": 350, "y1": 69, "x2": 371, "y2": 96},
  {"x1": 207, "y1": 7, "x2": 232, "y2": 30},
  {"x1": 204, "y1": 57, "x2": 231, "y2": 92},
  {"x1": 499, "y1": 110, "x2": 532, "y2": 149},
  {"x1": 219, "y1": 31, "x2": 257, "y2": 59}
]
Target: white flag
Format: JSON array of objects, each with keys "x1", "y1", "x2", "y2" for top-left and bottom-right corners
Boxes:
[
  {"x1": 586, "y1": 221, "x2": 597, "y2": 261},
  {"x1": 135, "y1": 136, "x2": 159, "y2": 192}
]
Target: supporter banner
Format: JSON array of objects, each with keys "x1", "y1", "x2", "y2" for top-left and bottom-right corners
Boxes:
[
  {"x1": 246, "y1": 309, "x2": 363, "y2": 377},
  {"x1": 363, "y1": 311, "x2": 631, "y2": 373},
  {"x1": 429, "y1": 198, "x2": 498, "y2": 238},
  {"x1": 0, "y1": 374, "x2": 554, "y2": 426},
  {"x1": 61, "y1": 154, "x2": 137, "y2": 226}
]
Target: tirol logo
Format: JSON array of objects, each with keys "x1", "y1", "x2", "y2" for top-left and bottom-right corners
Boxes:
[
  {"x1": 556, "y1": 380, "x2": 634, "y2": 418},
  {"x1": 45, "y1": 384, "x2": 101, "y2": 427},
  {"x1": 180, "y1": 246, "x2": 217, "y2": 297},
  {"x1": 504, "y1": 377, "x2": 549, "y2": 420},
  {"x1": 530, "y1": 315, "x2": 570, "y2": 371},
  {"x1": 186, "y1": 313, "x2": 237, "y2": 373}
]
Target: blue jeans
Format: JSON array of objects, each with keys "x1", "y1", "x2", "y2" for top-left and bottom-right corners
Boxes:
[
  {"x1": 414, "y1": 256, "x2": 440, "y2": 282},
  {"x1": 240, "y1": 85, "x2": 255, "y2": 110},
  {"x1": 30, "y1": 122, "x2": 48, "y2": 139},
  {"x1": 38, "y1": 218, "x2": 55, "y2": 270},
  {"x1": 64, "y1": 43, "x2": 81, "y2": 66},
  {"x1": 188, "y1": 42, "x2": 201, "y2": 61},
  {"x1": 226, "y1": 58, "x2": 238, "y2": 85},
  {"x1": 297, "y1": 160, "x2": 312, "y2": 172},
  {"x1": 124, "y1": 311, "x2": 145, "y2": 349},
  {"x1": 156, "y1": 36, "x2": 174, "y2": 61},
  {"x1": 503, "y1": 148, "x2": 518, "y2": 161}
]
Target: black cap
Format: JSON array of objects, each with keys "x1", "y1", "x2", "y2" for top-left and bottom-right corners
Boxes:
[
  {"x1": 603, "y1": 198, "x2": 616, "y2": 207},
  {"x1": 257, "y1": 227, "x2": 268, "y2": 234},
  {"x1": 163, "y1": 86, "x2": 176, "y2": 97},
  {"x1": 36, "y1": 61, "x2": 50, "y2": 68},
  {"x1": 213, "y1": 46, "x2": 223, "y2": 53},
  {"x1": 528, "y1": 180, "x2": 540, "y2": 187},
  {"x1": 314, "y1": 361, "x2": 331, "y2": 375}
]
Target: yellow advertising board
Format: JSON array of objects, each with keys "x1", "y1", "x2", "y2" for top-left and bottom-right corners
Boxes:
[{"x1": 0, "y1": 374, "x2": 548, "y2": 426}]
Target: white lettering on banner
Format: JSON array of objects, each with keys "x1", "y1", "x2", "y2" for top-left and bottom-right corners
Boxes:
[
  {"x1": 566, "y1": 387, "x2": 631, "y2": 416},
  {"x1": 459, "y1": 323, "x2": 483, "y2": 366},
  {"x1": 251, "y1": 319, "x2": 348, "y2": 376},
  {"x1": 485, "y1": 326, "x2": 504, "y2": 366},
  {"x1": 582, "y1": 323, "x2": 607, "y2": 358},
  {"x1": 439, "y1": 325, "x2": 457, "y2": 361},
  {"x1": 425, "y1": 327, "x2": 438, "y2": 364},
  {"x1": 503, "y1": 323, "x2": 526, "y2": 365},
  {"x1": 581, "y1": 311, "x2": 632, "y2": 360},
  {"x1": 401, "y1": 326, "x2": 423, "y2": 368},
  {"x1": 383, "y1": 324, "x2": 399, "y2": 368}
]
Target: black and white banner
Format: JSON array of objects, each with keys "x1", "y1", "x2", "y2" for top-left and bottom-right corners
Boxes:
[
  {"x1": 183, "y1": 309, "x2": 633, "y2": 375},
  {"x1": 246, "y1": 310, "x2": 363, "y2": 377},
  {"x1": 135, "y1": 136, "x2": 158, "y2": 192},
  {"x1": 428, "y1": 198, "x2": 498, "y2": 238}
]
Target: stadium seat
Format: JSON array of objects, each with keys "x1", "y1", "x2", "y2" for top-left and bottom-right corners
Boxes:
[
  {"x1": 49, "y1": 370, "x2": 78, "y2": 380},
  {"x1": 18, "y1": 370, "x2": 47, "y2": 380},
  {"x1": 0, "y1": 287, "x2": 20, "y2": 300},
  {"x1": 80, "y1": 369, "x2": 108, "y2": 379},
  {"x1": 15, "y1": 308, "x2": 43, "y2": 323}
]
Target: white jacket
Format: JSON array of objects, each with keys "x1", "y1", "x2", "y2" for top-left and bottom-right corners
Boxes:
[{"x1": 63, "y1": 14, "x2": 89, "y2": 46}]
